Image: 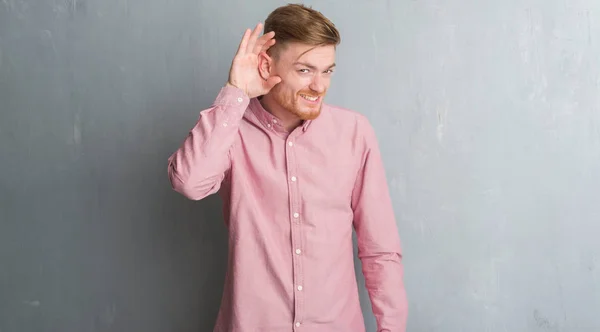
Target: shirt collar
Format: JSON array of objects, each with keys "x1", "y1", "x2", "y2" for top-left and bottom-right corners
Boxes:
[{"x1": 249, "y1": 98, "x2": 312, "y2": 133}]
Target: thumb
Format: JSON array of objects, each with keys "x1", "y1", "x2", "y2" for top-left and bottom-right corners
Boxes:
[{"x1": 264, "y1": 76, "x2": 282, "y2": 90}]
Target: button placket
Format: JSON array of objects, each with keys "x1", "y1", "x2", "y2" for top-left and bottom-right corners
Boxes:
[{"x1": 286, "y1": 133, "x2": 304, "y2": 326}]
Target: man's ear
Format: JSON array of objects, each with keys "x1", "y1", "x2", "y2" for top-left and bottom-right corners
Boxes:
[{"x1": 258, "y1": 51, "x2": 273, "y2": 81}]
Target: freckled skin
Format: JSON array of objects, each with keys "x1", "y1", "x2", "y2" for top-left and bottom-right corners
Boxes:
[{"x1": 258, "y1": 42, "x2": 336, "y2": 130}]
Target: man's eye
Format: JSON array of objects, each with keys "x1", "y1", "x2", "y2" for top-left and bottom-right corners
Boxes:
[{"x1": 299, "y1": 69, "x2": 309, "y2": 73}]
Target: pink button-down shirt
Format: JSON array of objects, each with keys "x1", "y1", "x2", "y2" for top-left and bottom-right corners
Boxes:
[{"x1": 168, "y1": 85, "x2": 407, "y2": 332}]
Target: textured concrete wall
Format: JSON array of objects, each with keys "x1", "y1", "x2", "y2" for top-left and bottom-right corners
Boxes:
[{"x1": 1, "y1": 0, "x2": 599, "y2": 331}]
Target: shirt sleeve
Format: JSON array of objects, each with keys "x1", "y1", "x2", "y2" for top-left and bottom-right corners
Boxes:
[
  {"x1": 351, "y1": 115, "x2": 408, "y2": 332},
  {"x1": 167, "y1": 85, "x2": 249, "y2": 200}
]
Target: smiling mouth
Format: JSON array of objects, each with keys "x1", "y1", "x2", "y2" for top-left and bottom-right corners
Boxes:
[{"x1": 299, "y1": 94, "x2": 320, "y2": 102}]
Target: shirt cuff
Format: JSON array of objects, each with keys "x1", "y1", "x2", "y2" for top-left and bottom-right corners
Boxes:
[{"x1": 213, "y1": 85, "x2": 251, "y2": 108}]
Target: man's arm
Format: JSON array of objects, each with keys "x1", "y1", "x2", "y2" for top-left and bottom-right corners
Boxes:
[
  {"x1": 351, "y1": 115, "x2": 408, "y2": 332},
  {"x1": 167, "y1": 85, "x2": 249, "y2": 200},
  {"x1": 167, "y1": 22, "x2": 281, "y2": 200}
]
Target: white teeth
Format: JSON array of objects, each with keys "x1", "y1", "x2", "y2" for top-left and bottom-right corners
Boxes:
[{"x1": 300, "y1": 94, "x2": 318, "y2": 101}]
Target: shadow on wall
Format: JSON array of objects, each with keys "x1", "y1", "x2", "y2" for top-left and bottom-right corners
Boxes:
[
  {"x1": 138, "y1": 94, "x2": 229, "y2": 331},
  {"x1": 0, "y1": 86, "x2": 229, "y2": 331},
  {"x1": 92, "y1": 90, "x2": 230, "y2": 331}
]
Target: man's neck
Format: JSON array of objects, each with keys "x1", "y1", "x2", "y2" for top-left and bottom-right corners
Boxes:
[{"x1": 259, "y1": 94, "x2": 303, "y2": 132}]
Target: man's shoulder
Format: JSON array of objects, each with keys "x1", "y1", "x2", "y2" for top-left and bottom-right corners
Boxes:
[
  {"x1": 322, "y1": 102, "x2": 374, "y2": 131},
  {"x1": 324, "y1": 102, "x2": 360, "y2": 116}
]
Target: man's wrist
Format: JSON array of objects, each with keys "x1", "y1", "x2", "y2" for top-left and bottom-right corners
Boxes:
[{"x1": 225, "y1": 81, "x2": 250, "y2": 98}]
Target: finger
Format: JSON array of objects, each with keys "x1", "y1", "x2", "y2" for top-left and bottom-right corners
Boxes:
[
  {"x1": 253, "y1": 31, "x2": 275, "y2": 54},
  {"x1": 260, "y1": 38, "x2": 276, "y2": 53},
  {"x1": 245, "y1": 22, "x2": 262, "y2": 54},
  {"x1": 245, "y1": 22, "x2": 263, "y2": 54},
  {"x1": 257, "y1": 34, "x2": 276, "y2": 54},
  {"x1": 236, "y1": 28, "x2": 251, "y2": 56}
]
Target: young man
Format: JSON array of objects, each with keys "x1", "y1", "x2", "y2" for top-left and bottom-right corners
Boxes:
[{"x1": 168, "y1": 4, "x2": 407, "y2": 332}]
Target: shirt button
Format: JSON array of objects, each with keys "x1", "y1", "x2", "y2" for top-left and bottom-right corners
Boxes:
[
  {"x1": 293, "y1": 213, "x2": 299, "y2": 218},
  {"x1": 267, "y1": 123, "x2": 271, "y2": 128},
  {"x1": 237, "y1": 97, "x2": 243, "y2": 102},
  {"x1": 272, "y1": 119, "x2": 277, "y2": 123},
  {"x1": 295, "y1": 322, "x2": 301, "y2": 327},
  {"x1": 223, "y1": 123, "x2": 228, "y2": 127},
  {"x1": 297, "y1": 285, "x2": 303, "y2": 291},
  {"x1": 288, "y1": 141, "x2": 293, "y2": 146},
  {"x1": 291, "y1": 176, "x2": 297, "y2": 182},
  {"x1": 295, "y1": 249, "x2": 301, "y2": 255}
]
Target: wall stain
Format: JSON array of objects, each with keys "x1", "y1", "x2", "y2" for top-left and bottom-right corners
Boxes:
[
  {"x1": 95, "y1": 303, "x2": 117, "y2": 327},
  {"x1": 73, "y1": 112, "x2": 82, "y2": 146},
  {"x1": 23, "y1": 300, "x2": 41, "y2": 307},
  {"x1": 586, "y1": 10, "x2": 592, "y2": 46},
  {"x1": 40, "y1": 30, "x2": 58, "y2": 57},
  {"x1": 2, "y1": 0, "x2": 29, "y2": 19},
  {"x1": 533, "y1": 309, "x2": 560, "y2": 331}
]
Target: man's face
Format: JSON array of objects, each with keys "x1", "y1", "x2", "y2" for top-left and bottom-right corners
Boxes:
[{"x1": 268, "y1": 42, "x2": 336, "y2": 120}]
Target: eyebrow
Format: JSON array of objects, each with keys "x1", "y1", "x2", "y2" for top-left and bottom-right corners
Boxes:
[{"x1": 293, "y1": 62, "x2": 336, "y2": 70}]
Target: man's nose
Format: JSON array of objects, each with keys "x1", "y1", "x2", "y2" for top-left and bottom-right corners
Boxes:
[{"x1": 309, "y1": 75, "x2": 326, "y2": 94}]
